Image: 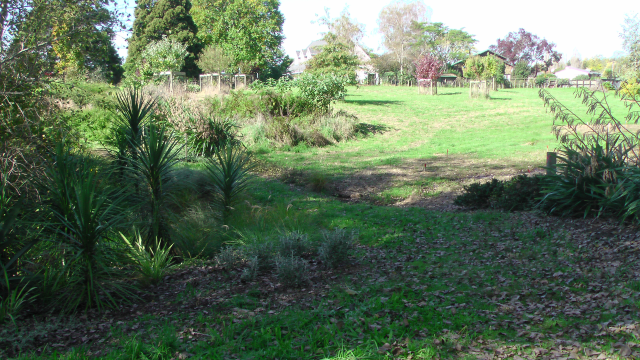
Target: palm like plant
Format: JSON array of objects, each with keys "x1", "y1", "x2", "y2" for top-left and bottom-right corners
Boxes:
[
  {"x1": 133, "y1": 123, "x2": 182, "y2": 245},
  {"x1": 204, "y1": 146, "x2": 255, "y2": 224},
  {"x1": 50, "y1": 164, "x2": 135, "y2": 311}
]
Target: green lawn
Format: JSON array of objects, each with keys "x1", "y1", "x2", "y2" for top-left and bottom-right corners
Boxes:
[
  {"x1": 260, "y1": 86, "x2": 632, "y2": 206},
  {"x1": 5, "y1": 86, "x2": 640, "y2": 360}
]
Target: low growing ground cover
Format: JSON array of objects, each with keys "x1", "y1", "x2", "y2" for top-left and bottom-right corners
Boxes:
[{"x1": 5, "y1": 175, "x2": 640, "y2": 359}]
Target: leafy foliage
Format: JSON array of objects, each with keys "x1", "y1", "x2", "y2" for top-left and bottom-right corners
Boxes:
[
  {"x1": 512, "y1": 60, "x2": 531, "y2": 79},
  {"x1": 410, "y1": 21, "x2": 477, "y2": 65},
  {"x1": 454, "y1": 175, "x2": 543, "y2": 211},
  {"x1": 126, "y1": 0, "x2": 201, "y2": 77},
  {"x1": 306, "y1": 33, "x2": 359, "y2": 83},
  {"x1": 318, "y1": 228, "x2": 354, "y2": 269},
  {"x1": 196, "y1": 45, "x2": 233, "y2": 74},
  {"x1": 464, "y1": 55, "x2": 505, "y2": 82},
  {"x1": 275, "y1": 255, "x2": 309, "y2": 288},
  {"x1": 377, "y1": 0, "x2": 431, "y2": 75},
  {"x1": 141, "y1": 37, "x2": 189, "y2": 74},
  {"x1": 415, "y1": 54, "x2": 444, "y2": 81},
  {"x1": 190, "y1": 0, "x2": 286, "y2": 72},
  {"x1": 296, "y1": 73, "x2": 348, "y2": 114},
  {"x1": 489, "y1": 28, "x2": 562, "y2": 74}
]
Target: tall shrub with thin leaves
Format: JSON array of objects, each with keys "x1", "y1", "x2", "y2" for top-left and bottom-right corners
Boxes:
[{"x1": 204, "y1": 146, "x2": 255, "y2": 224}]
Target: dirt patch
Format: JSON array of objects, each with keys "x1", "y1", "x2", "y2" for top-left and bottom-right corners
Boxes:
[{"x1": 331, "y1": 155, "x2": 545, "y2": 211}]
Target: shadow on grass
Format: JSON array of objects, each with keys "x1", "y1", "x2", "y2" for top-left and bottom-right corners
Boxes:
[
  {"x1": 355, "y1": 122, "x2": 391, "y2": 136},
  {"x1": 343, "y1": 99, "x2": 403, "y2": 106},
  {"x1": 436, "y1": 92, "x2": 462, "y2": 96}
]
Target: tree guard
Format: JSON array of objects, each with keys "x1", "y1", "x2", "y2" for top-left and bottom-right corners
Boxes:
[{"x1": 417, "y1": 79, "x2": 437, "y2": 95}]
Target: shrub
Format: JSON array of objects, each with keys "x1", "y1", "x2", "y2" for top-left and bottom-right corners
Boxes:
[
  {"x1": 204, "y1": 145, "x2": 255, "y2": 224},
  {"x1": 619, "y1": 78, "x2": 640, "y2": 98},
  {"x1": 535, "y1": 74, "x2": 556, "y2": 86},
  {"x1": 295, "y1": 73, "x2": 348, "y2": 114},
  {"x1": 538, "y1": 87, "x2": 640, "y2": 219},
  {"x1": 275, "y1": 255, "x2": 309, "y2": 288},
  {"x1": 185, "y1": 113, "x2": 240, "y2": 157},
  {"x1": 122, "y1": 233, "x2": 176, "y2": 286},
  {"x1": 602, "y1": 82, "x2": 615, "y2": 91},
  {"x1": 454, "y1": 179, "x2": 503, "y2": 209},
  {"x1": 241, "y1": 256, "x2": 259, "y2": 281},
  {"x1": 512, "y1": 61, "x2": 531, "y2": 79},
  {"x1": 557, "y1": 78, "x2": 570, "y2": 87},
  {"x1": 277, "y1": 231, "x2": 311, "y2": 257},
  {"x1": 573, "y1": 74, "x2": 591, "y2": 81},
  {"x1": 454, "y1": 175, "x2": 543, "y2": 211},
  {"x1": 215, "y1": 246, "x2": 244, "y2": 268},
  {"x1": 244, "y1": 240, "x2": 277, "y2": 271},
  {"x1": 318, "y1": 228, "x2": 355, "y2": 268}
]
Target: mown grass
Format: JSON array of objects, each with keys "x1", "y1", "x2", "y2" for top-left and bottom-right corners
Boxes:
[{"x1": 260, "y1": 86, "x2": 629, "y2": 175}]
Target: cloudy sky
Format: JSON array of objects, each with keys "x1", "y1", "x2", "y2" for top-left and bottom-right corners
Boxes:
[{"x1": 115, "y1": 0, "x2": 640, "y2": 62}]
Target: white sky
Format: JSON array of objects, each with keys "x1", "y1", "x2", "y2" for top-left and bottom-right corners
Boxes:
[{"x1": 115, "y1": 0, "x2": 640, "y2": 62}]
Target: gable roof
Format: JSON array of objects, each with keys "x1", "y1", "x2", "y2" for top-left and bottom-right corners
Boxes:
[{"x1": 451, "y1": 49, "x2": 513, "y2": 67}]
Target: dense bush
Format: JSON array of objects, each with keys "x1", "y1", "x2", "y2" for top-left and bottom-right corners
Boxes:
[
  {"x1": 538, "y1": 87, "x2": 640, "y2": 219},
  {"x1": 573, "y1": 74, "x2": 591, "y2": 81},
  {"x1": 535, "y1": 73, "x2": 556, "y2": 86},
  {"x1": 454, "y1": 175, "x2": 543, "y2": 211}
]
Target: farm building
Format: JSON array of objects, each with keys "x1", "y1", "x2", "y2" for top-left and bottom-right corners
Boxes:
[
  {"x1": 451, "y1": 50, "x2": 514, "y2": 79},
  {"x1": 554, "y1": 66, "x2": 601, "y2": 79}
]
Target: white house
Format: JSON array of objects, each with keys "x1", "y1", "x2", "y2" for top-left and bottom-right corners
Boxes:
[
  {"x1": 554, "y1": 66, "x2": 600, "y2": 79},
  {"x1": 288, "y1": 40, "x2": 378, "y2": 83}
]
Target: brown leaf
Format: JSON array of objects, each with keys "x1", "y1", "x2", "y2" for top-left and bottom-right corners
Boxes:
[{"x1": 378, "y1": 343, "x2": 392, "y2": 354}]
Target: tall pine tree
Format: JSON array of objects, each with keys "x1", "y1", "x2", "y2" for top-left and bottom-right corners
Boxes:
[{"x1": 126, "y1": 0, "x2": 201, "y2": 77}]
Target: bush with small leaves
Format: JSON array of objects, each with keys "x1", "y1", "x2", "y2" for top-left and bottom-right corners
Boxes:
[
  {"x1": 244, "y1": 241, "x2": 277, "y2": 271},
  {"x1": 275, "y1": 255, "x2": 309, "y2": 288},
  {"x1": 277, "y1": 231, "x2": 311, "y2": 257},
  {"x1": 240, "y1": 256, "x2": 259, "y2": 281},
  {"x1": 318, "y1": 228, "x2": 355, "y2": 268},
  {"x1": 215, "y1": 246, "x2": 244, "y2": 268}
]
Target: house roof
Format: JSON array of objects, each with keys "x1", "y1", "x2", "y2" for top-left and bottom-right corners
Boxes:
[{"x1": 451, "y1": 49, "x2": 513, "y2": 67}]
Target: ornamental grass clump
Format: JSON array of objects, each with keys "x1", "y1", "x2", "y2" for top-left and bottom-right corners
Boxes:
[{"x1": 122, "y1": 233, "x2": 176, "y2": 287}]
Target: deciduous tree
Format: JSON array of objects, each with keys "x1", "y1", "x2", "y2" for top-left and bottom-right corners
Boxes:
[
  {"x1": 489, "y1": 28, "x2": 561, "y2": 75},
  {"x1": 190, "y1": 0, "x2": 286, "y2": 74},
  {"x1": 620, "y1": 14, "x2": 640, "y2": 75},
  {"x1": 377, "y1": 0, "x2": 431, "y2": 75},
  {"x1": 316, "y1": 7, "x2": 365, "y2": 48},
  {"x1": 306, "y1": 33, "x2": 359, "y2": 83},
  {"x1": 411, "y1": 22, "x2": 476, "y2": 66}
]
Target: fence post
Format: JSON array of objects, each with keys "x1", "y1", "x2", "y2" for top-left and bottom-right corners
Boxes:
[{"x1": 546, "y1": 152, "x2": 557, "y2": 175}]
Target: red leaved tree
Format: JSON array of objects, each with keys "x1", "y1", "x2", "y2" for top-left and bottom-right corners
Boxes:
[{"x1": 415, "y1": 54, "x2": 444, "y2": 94}]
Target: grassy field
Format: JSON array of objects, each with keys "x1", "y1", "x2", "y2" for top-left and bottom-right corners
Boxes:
[
  {"x1": 259, "y1": 86, "x2": 631, "y2": 207},
  {"x1": 5, "y1": 86, "x2": 640, "y2": 360}
]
